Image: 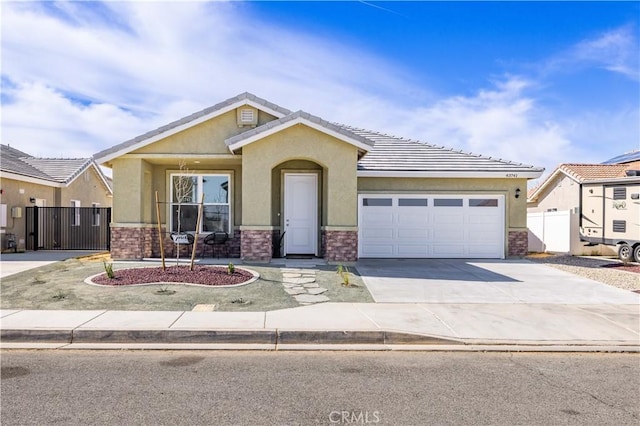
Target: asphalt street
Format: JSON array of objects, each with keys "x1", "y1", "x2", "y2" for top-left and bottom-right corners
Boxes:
[{"x1": 1, "y1": 350, "x2": 638, "y2": 425}]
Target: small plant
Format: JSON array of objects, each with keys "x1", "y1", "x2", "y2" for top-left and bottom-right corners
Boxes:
[
  {"x1": 52, "y1": 290, "x2": 67, "y2": 301},
  {"x1": 231, "y1": 297, "x2": 250, "y2": 305},
  {"x1": 227, "y1": 262, "x2": 235, "y2": 275},
  {"x1": 155, "y1": 285, "x2": 176, "y2": 295},
  {"x1": 336, "y1": 264, "x2": 351, "y2": 286},
  {"x1": 103, "y1": 261, "x2": 115, "y2": 279}
]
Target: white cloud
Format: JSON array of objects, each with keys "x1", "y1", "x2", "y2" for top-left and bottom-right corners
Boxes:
[
  {"x1": 545, "y1": 25, "x2": 639, "y2": 81},
  {"x1": 0, "y1": 0, "x2": 637, "y2": 183}
]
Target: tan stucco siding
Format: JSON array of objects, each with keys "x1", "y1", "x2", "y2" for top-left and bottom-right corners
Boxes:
[
  {"x1": 131, "y1": 110, "x2": 278, "y2": 156},
  {"x1": 528, "y1": 175, "x2": 580, "y2": 213},
  {"x1": 241, "y1": 125, "x2": 359, "y2": 226},
  {"x1": 358, "y1": 177, "x2": 528, "y2": 228},
  {"x1": 111, "y1": 158, "x2": 150, "y2": 223},
  {"x1": 61, "y1": 167, "x2": 112, "y2": 208}
]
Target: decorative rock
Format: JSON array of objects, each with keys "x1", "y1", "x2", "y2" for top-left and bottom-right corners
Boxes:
[
  {"x1": 294, "y1": 294, "x2": 330, "y2": 303},
  {"x1": 307, "y1": 287, "x2": 328, "y2": 295}
]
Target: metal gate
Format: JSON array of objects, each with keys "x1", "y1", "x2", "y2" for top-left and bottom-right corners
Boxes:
[{"x1": 26, "y1": 207, "x2": 111, "y2": 250}]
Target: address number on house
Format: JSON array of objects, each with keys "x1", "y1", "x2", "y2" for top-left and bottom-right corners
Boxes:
[
  {"x1": 505, "y1": 173, "x2": 519, "y2": 178},
  {"x1": 171, "y1": 234, "x2": 191, "y2": 244}
]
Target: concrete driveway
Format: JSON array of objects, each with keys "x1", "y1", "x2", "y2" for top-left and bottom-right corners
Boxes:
[
  {"x1": 0, "y1": 251, "x2": 102, "y2": 278},
  {"x1": 356, "y1": 259, "x2": 640, "y2": 304}
]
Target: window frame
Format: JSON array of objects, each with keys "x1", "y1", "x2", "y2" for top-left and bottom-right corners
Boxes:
[
  {"x1": 92, "y1": 203, "x2": 100, "y2": 227},
  {"x1": 169, "y1": 172, "x2": 232, "y2": 234}
]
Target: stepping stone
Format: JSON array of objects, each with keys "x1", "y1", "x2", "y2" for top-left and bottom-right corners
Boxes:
[
  {"x1": 192, "y1": 304, "x2": 216, "y2": 312},
  {"x1": 307, "y1": 287, "x2": 328, "y2": 295},
  {"x1": 294, "y1": 294, "x2": 330, "y2": 304},
  {"x1": 303, "y1": 283, "x2": 319, "y2": 288},
  {"x1": 283, "y1": 277, "x2": 316, "y2": 285},
  {"x1": 282, "y1": 283, "x2": 299, "y2": 288},
  {"x1": 282, "y1": 273, "x2": 302, "y2": 278},
  {"x1": 285, "y1": 288, "x2": 307, "y2": 295}
]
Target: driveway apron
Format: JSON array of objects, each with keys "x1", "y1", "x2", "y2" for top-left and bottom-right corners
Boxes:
[{"x1": 355, "y1": 259, "x2": 640, "y2": 304}]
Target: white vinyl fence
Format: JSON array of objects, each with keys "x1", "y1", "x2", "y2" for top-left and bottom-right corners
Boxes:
[{"x1": 527, "y1": 210, "x2": 571, "y2": 253}]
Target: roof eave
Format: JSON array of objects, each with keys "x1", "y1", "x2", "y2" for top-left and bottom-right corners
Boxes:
[
  {"x1": 0, "y1": 170, "x2": 63, "y2": 187},
  {"x1": 226, "y1": 116, "x2": 373, "y2": 153},
  {"x1": 358, "y1": 170, "x2": 544, "y2": 179}
]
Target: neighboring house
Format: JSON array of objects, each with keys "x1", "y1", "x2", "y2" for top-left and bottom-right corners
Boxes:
[
  {"x1": 0, "y1": 144, "x2": 113, "y2": 252},
  {"x1": 603, "y1": 150, "x2": 640, "y2": 165},
  {"x1": 527, "y1": 161, "x2": 640, "y2": 255},
  {"x1": 94, "y1": 92, "x2": 544, "y2": 262}
]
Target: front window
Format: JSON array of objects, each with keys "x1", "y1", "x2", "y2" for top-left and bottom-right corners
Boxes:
[{"x1": 170, "y1": 173, "x2": 230, "y2": 233}]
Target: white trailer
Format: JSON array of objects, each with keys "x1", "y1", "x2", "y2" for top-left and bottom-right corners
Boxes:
[{"x1": 579, "y1": 173, "x2": 640, "y2": 262}]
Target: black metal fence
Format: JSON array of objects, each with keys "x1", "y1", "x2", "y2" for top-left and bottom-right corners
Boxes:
[{"x1": 26, "y1": 207, "x2": 111, "y2": 250}]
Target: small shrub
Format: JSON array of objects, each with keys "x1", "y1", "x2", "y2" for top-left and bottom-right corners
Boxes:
[
  {"x1": 52, "y1": 290, "x2": 67, "y2": 301},
  {"x1": 227, "y1": 262, "x2": 235, "y2": 275},
  {"x1": 103, "y1": 261, "x2": 115, "y2": 279},
  {"x1": 336, "y1": 264, "x2": 351, "y2": 286}
]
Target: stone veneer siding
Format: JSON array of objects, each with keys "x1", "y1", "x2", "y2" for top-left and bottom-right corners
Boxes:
[
  {"x1": 241, "y1": 230, "x2": 272, "y2": 262},
  {"x1": 111, "y1": 226, "x2": 241, "y2": 260},
  {"x1": 324, "y1": 230, "x2": 358, "y2": 262},
  {"x1": 508, "y1": 230, "x2": 528, "y2": 257}
]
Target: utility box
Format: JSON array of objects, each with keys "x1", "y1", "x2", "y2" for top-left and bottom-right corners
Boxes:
[{"x1": 11, "y1": 206, "x2": 22, "y2": 218}]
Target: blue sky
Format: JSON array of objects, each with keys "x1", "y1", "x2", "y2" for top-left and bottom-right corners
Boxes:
[{"x1": 2, "y1": 1, "x2": 639, "y2": 184}]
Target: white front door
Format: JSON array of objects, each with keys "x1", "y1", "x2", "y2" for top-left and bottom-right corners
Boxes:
[{"x1": 284, "y1": 173, "x2": 317, "y2": 255}]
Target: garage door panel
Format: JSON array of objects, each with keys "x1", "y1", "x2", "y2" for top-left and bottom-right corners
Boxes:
[
  {"x1": 468, "y1": 215, "x2": 500, "y2": 224},
  {"x1": 432, "y1": 244, "x2": 465, "y2": 256},
  {"x1": 397, "y1": 228, "x2": 429, "y2": 239},
  {"x1": 360, "y1": 244, "x2": 395, "y2": 257},
  {"x1": 398, "y1": 213, "x2": 429, "y2": 225},
  {"x1": 359, "y1": 194, "x2": 504, "y2": 259},
  {"x1": 361, "y1": 212, "x2": 394, "y2": 225},
  {"x1": 433, "y1": 228, "x2": 464, "y2": 241},
  {"x1": 360, "y1": 227, "x2": 394, "y2": 239},
  {"x1": 433, "y1": 214, "x2": 464, "y2": 225}
]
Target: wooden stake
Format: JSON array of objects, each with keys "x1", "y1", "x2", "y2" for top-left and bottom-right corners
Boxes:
[
  {"x1": 190, "y1": 193, "x2": 204, "y2": 271},
  {"x1": 155, "y1": 191, "x2": 166, "y2": 271}
]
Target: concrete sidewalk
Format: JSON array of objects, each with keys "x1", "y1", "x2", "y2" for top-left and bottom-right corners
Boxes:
[{"x1": 2, "y1": 303, "x2": 638, "y2": 351}]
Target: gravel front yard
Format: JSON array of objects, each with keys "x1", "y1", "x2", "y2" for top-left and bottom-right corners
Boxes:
[{"x1": 527, "y1": 254, "x2": 640, "y2": 292}]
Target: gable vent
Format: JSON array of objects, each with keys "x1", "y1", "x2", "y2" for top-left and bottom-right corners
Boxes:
[{"x1": 237, "y1": 107, "x2": 258, "y2": 127}]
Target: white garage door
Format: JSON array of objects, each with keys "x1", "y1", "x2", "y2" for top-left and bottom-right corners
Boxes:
[{"x1": 358, "y1": 194, "x2": 505, "y2": 258}]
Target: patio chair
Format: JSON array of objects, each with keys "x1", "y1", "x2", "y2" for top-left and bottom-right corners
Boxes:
[{"x1": 203, "y1": 231, "x2": 229, "y2": 258}]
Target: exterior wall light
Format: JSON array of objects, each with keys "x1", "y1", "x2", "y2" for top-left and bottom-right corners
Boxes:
[{"x1": 515, "y1": 188, "x2": 521, "y2": 199}]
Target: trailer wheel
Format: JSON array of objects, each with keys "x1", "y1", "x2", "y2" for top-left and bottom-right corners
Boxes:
[
  {"x1": 618, "y1": 243, "x2": 633, "y2": 262},
  {"x1": 633, "y1": 245, "x2": 640, "y2": 264}
]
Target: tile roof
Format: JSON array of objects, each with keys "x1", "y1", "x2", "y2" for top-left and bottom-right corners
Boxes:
[
  {"x1": 95, "y1": 92, "x2": 544, "y2": 176},
  {"x1": 346, "y1": 126, "x2": 542, "y2": 173},
  {"x1": 559, "y1": 162, "x2": 640, "y2": 182},
  {"x1": 0, "y1": 144, "x2": 99, "y2": 185}
]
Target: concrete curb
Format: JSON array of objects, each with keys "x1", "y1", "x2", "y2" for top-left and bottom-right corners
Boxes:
[{"x1": 2, "y1": 328, "x2": 638, "y2": 352}]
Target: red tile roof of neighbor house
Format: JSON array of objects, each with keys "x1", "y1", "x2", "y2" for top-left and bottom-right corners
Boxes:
[{"x1": 560, "y1": 161, "x2": 640, "y2": 181}]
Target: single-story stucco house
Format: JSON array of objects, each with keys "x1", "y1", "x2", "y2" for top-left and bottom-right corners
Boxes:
[
  {"x1": 0, "y1": 144, "x2": 112, "y2": 252},
  {"x1": 94, "y1": 92, "x2": 544, "y2": 263}
]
